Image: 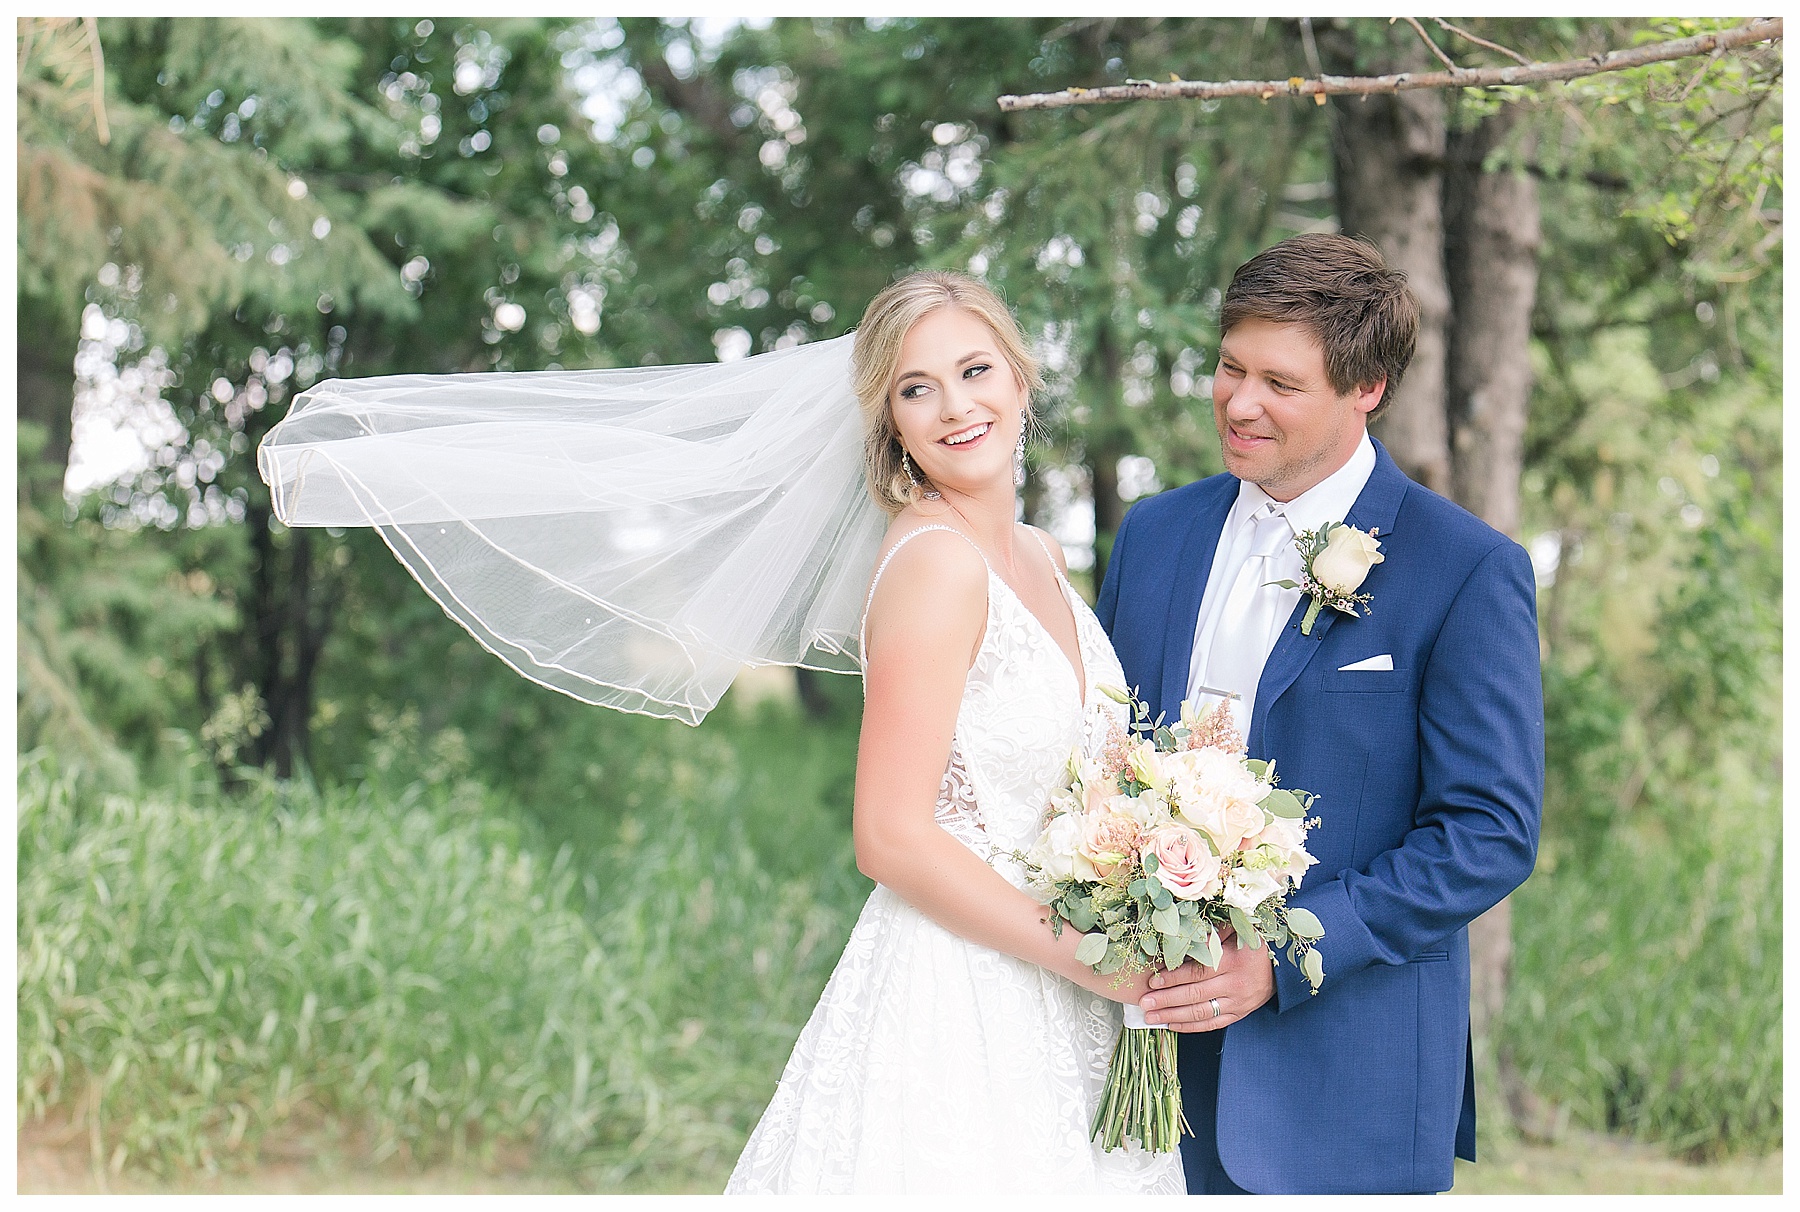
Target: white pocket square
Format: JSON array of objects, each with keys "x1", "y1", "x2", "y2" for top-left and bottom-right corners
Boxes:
[{"x1": 1337, "y1": 654, "x2": 1394, "y2": 672}]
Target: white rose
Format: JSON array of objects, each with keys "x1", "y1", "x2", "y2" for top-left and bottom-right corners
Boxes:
[
  {"x1": 1250, "y1": 814, "x2": 1318, "y2": 885},
  {"x1": 1222, "y1": 863, "x2": 1284, "y2": 913},
  {"x1": 1311, "y1": 524, "x2": 1384, "y2": 595},
  {"x1": 1028, "y1": 812, "x2": 1098, "y2": 886}
]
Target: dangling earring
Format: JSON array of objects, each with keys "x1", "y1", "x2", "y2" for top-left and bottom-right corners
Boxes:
[{"x1": 1014, "y1": 426, "x2": 1028, "y2": 488}]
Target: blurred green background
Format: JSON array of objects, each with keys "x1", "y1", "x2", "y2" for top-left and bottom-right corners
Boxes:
[{"x1": 17, "y1": 17, "x2": 1780, "y2": 1193}]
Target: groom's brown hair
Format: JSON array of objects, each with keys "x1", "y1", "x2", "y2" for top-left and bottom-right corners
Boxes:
[{"x1": 1220, "y1": 234, "x2": 1419, "y2": 418}]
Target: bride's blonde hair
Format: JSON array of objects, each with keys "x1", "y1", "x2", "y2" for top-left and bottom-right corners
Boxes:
[{"x1": 850, "y1": 271, "x2": 1044, "y2": 516}]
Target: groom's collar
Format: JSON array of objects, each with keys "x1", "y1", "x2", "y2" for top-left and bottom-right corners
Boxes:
[{"x1": 1341, "y1": 436, "x2": 1408, "y2": 539}]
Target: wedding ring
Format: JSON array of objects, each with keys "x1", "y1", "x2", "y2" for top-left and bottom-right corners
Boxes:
[{"x1": 1209, "y1": 997, "x2": 1221, "y2": 1019}]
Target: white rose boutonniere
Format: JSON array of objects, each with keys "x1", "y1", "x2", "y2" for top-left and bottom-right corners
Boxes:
[{"x1": 1270, "y1": 521, "x2": 1384, "y2": 635}]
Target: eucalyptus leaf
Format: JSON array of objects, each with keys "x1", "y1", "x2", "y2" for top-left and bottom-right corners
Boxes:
[
  {"x1": 1151, "y1": 905, "x2": 1181, "y2": 935},
  {"x1": 1199, "y1": 928, "x2": 1223, "y2": 969},
  {"x1": 1068, "y1": 903, "x2": 1096, "y2": 933},
  {"x1": 1287, "y1": 907, "x2": 1325, "y2": 940},
  {"x1": 1162, "y1": 932, "x2": 1185, "y2": 970},
  {"x1": 1263, "y1": 787, "x2": 1304, "y2": 819},
  {"x1": 1227, "y1": 905, "x2": 1256, "y2": 943},
  {"x1": 1074, "y1": 932, "x2": 1109, "y2": 966},
  {"x1": 1098, "y1": 947, "x2": 1126, "y2": 975},
  {"x1": 1150, "y1": 884, "x2": 1174, "y2": 911},
  {"x1": 1244, "y1": 759, "x2": 1269, "y2": 779},
  {"x1": 1302, "y1": 947, "x2": 1325, "y2": 990},
  {"x1": 1141, "y1": 851, "x2": 1160, "y2": 875}
]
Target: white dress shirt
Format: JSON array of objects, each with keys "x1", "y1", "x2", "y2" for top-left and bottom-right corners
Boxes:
[{"x1": 1186, "y1": 433, "x2": 1377, "y2": 729}]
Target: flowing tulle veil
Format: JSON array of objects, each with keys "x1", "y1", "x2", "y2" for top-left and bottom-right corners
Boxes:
[{"x1": 257, "y1": 335, "x2": 887, "y2": 724}]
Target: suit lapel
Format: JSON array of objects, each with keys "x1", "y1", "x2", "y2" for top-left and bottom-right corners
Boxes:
[
  {"x1": 1248, "y1": 439, "x2": 1412, "y2": 753},
  {"x1": 1157, "y1": 478, "x2": 1237, "y2": 721}
]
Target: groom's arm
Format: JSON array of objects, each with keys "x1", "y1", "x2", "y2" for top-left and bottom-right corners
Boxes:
[{"x1": 1270, "y1": 538, "x2": 1544, "y2": 1011}]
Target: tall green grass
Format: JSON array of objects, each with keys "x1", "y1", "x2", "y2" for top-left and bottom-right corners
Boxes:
[
  {"x1": 1501, "y1": 798, "x2": 1782, "y2": 1158},
  {"x1": 19, "y1": 686, "x2": 1781, "y2": 1185},
  {"x1": 17, "y1": 731, "x2": 868, "y2": 1186}
]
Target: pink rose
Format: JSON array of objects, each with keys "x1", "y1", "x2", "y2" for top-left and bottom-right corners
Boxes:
[
  {"x1": 1078, "y1": 809, "x2": 1143, "y2": 879},
  {"x1": 1145, "y1": 824, "x2": 1223, "y2": 902},
  {"x1": 1082, "y1": 773, "x2": 1123, "y2": 815}
]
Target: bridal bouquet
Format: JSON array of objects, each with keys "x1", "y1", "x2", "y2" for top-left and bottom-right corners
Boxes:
[{"x1": 1019, "y1": 688, "x2": 1326, "y2": 1154}]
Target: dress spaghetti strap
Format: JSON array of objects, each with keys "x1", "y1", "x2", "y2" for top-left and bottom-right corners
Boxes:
[
  {"x1": 1021, "y1": 526, "x2": 1068, "y2": 587},
  {"x1": 858, "y1": 524, "x2": 991, "y2": 666}
]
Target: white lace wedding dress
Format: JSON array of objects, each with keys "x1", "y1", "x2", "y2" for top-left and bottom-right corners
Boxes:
[{"x1": 725, "y1": 526, "x2": 1185, "y2": 1195}]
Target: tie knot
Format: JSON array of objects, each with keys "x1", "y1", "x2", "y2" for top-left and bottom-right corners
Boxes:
[{"x1": 1248, "y1": 507, "x2": 1292, "y2": 557}]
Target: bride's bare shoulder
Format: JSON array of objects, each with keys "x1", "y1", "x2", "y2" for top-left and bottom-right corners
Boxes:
[{"x1": 863, "y1": 514, "x2": 988, "y2": 647}]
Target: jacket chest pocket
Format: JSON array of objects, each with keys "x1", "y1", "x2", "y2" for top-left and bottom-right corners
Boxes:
[{"x1": 1320, "y1": 666, "x2": 1408, "y2": 694}]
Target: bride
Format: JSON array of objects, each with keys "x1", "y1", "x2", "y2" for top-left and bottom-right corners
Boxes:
[
  {"x1": 724, "y1": 273, "x2": 1180, "y2": 1194},
  {"x1": 258, "y1": 270, "x2": 1183, "y2": 1195}
]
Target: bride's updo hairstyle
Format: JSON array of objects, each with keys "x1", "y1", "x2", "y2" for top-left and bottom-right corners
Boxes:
[{"x1": 851, "y1": 270, "x2": 1045, "y2": 516}]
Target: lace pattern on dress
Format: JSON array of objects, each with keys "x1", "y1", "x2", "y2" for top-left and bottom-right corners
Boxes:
[{"x1": 932, "y1": 745, "x2": 990, "y2": 861}]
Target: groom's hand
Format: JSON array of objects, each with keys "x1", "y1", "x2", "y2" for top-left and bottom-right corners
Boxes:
[{"x1": 1138, "y1": 931, "x2": 1275, "y2": 1032}]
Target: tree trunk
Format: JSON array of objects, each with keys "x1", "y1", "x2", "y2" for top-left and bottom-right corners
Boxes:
[
  {"x1": 242, "y1": 499, "x2": 336, "y2": 779},
  {"x1": 1446, "y1": 113, "x2": 1539, "y2": 536},
  {"x1": 1087, "y1": 321, "x2": 1128, "y2": 588},
  {"x1": 1320, "y1": 30, "x2": 1453, "y2": 495},
  {"x1": 1444, "y1": 105, "x2": 1542, "y2": 1122},
  {"x1": 17, "y1": 310, "x2": 76, "y2": 482}
]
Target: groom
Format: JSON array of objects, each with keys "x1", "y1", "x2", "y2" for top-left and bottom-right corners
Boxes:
[{"x1": 1095, "y1": 234, "x2": 1543, "y2": 1195}]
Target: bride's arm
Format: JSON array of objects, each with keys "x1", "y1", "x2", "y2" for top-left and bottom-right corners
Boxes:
[{"x1": 853, "y1": 531, "x2": 1146, "y2": 1004}]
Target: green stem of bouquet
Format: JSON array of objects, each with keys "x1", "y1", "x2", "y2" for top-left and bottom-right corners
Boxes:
[{"x1": 1092, "y1": 1026, "x2": 1191, "y2": 1153}]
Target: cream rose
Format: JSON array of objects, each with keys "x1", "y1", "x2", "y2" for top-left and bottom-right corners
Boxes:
[
  {"x1": 1171, "y1": 771, "x2": 1268, "y2": 855},
  {"x1": 1028, "y1": 812, "x2": 1097, "y2": 885},
  {"x1": 1081, "y1": 771, "x2": 1123, "y2": 815},
  {"x1": 1311, "y1": 523, "x2": 1384, "y2": 595},
  {"x1": 1145, "y1": 824, "x2": 1223, "y2": 901},
  {"x1": 1250, "y1": 813, "x2": 1318, "y2": 885}
]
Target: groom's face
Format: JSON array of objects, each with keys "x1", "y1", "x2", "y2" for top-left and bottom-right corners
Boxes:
[{"x1": 1212, "y1": 318, "x2": 1383, "y2": 502}]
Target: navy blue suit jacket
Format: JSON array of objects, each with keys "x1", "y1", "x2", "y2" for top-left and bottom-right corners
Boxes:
[{"x1": 1095, "y1": 439, "x2": 1543, "y2": 1194}]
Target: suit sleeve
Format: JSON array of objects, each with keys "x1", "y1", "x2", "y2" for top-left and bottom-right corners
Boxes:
[
  {"x1": 1274, "y1": 539, "x2": 1544, "y2": 1009},
  {"x1": 1094, "y1": 502, "x2": 1134, "y2": 637}
]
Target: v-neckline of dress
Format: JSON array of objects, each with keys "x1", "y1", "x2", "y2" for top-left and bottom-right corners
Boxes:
[{"x1": 985, "y1": 567, "x2": 1089, "y2": 715}]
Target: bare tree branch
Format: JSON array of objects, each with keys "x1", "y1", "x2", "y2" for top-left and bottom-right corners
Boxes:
[
  {"x1": 996, "y1": 18, "x2": 1782, "y2": 112},
  {"x1": 1401, "y1": 17, "x2": 1461, "y2": 73},
  {"x1": 1298, "y1": 17, "x2": 1324, "y2": 78},
  {"x1": 1434, "y1": 18, "x2": 1533, "y2": 67}
]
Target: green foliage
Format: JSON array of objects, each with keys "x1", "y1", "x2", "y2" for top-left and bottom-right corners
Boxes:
[
  {"x1": 17, "y1": 423, "x2": 236, "y2": 782},
  {"x1": 1502, "y1": 802, "x2": 1781, "y2": 1158},
  {"x1": 17, "y1": 702, "x2": 868, "y2": 1184}
]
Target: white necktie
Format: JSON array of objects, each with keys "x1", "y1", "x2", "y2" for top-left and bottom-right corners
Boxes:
[{"x1": 1203, "y1": 505, "x2": 1294, "y2": 733}]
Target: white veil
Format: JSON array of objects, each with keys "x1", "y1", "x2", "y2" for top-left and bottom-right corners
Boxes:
[{"x1": 257, "y1": 335, "x2": 888, "y2": 724}]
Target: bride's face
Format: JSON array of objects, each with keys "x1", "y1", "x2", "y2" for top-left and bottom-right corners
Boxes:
[{"x1": 889, "y1": 306, "x2": 1026, "y2": 499}]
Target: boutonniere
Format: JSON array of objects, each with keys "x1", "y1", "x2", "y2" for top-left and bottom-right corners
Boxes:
[{"x1": 1270, "y1": 521, "x2": 1384, "y2": 635}]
